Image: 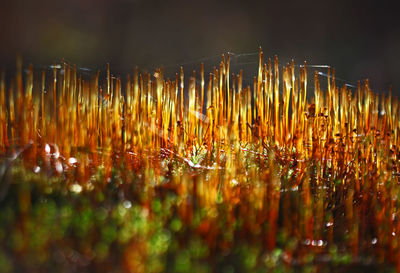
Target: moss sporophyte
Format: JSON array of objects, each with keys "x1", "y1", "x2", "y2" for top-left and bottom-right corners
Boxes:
[{"x1": 0, "y1": 49, "x2": 399, "y2": 272}]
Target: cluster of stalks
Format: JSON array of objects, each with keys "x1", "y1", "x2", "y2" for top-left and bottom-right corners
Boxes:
[{"x1": 1, "y1": 48, "x2": 400, "y2": 270}]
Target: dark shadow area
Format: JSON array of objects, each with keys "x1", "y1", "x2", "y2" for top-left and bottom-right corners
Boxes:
[{"x1": 1, "y1": 0, "x2": 398, "y2": 93}]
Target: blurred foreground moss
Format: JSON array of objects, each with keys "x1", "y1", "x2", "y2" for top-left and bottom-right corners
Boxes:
[{"x1": 0, "y1": 160, "x2": 396, "y2": 273}]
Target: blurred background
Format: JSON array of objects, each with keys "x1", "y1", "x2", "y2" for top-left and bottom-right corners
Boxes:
[{"x1": 0, "y1": 0, "x2": 398, "y2": 93}]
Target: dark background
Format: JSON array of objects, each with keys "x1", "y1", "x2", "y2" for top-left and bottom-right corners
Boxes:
[{"x1": 0, "y1": 0, "x2": 398, "y2": 93}]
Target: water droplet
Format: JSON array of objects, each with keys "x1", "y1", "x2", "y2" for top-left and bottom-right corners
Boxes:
[
  {"x1": 33, "y1": 166, "x2": 41, "y2": 173},
  {"x1": 123, "y1": 200, "x2": 132, "y2": 209},
  {"x1": 45, "y1": 144, "x2": 51, "y2": 153},
  {"x1": 230, "y1": 179, "x2": 239, "y2": 186},
  {"x1": 70, "y1": 184, "x2": 82, "y2": 193},
  {"x1": 68, "y1": 157, "x2": 78, "y2": 165},
  {"x1": 55, "y1": 161, "x2": 63, "y2": 173}
]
